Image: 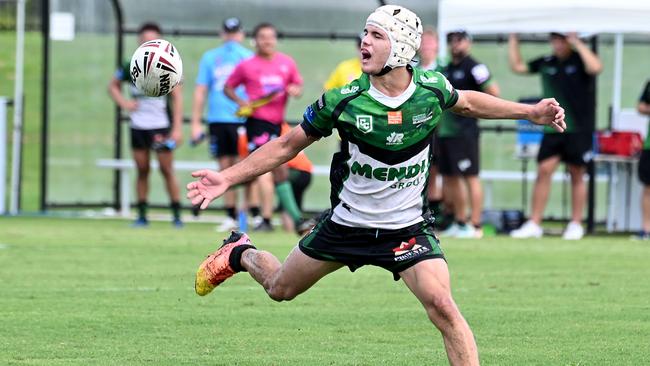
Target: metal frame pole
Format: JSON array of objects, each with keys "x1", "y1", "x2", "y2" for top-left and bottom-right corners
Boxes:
[
  {"x1": 0, "y1": 97, "x2": 7, "y2": 215},
  {"x1": 111, "y1": 0, "x2": 124, "y2": 211},
  {"x1": 40, "y1": 0, "x2": 50, "y2": 211},
  {"x1": 10, "y1": 0, "x2": 26, "y2": 215}
]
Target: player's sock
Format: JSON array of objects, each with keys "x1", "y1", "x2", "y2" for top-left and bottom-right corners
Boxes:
[
  {"x1": 275, "y1": 181, "x2": 301, "y2": 222},
  {"x1": 137, "y1": 200, "x2": 148, "y2": 220},
  {"x1": 456, "y1": 219, "x2": 466, "y2": 227},
  {"x1": 171, "y1": 201, "x2": 181, "y2": 221},
  {"x1": 249, "y1": 206, "x2": 260, "y2": 217},
  {"x1": 225, "y1": 206, "x2": 237, "y2": 220},
  {"x1": 228, "y1": 243, "x2": 257, "y2": 272},
  {"x1": 473, "y1": 223, "x2": 482, "y2": 229}
]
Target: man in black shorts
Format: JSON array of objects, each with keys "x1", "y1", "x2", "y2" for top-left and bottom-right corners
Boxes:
[
  {"x1": 108, "y1": 22, "x2": 183, "y2": 227},
  {"x1": 191, "y1": 18, "x2": 257, "y2": 231},
  {"x1": 438, "y1": 31, "x2": 500, "y2": 239},
  {"x1": 635, "y1": 81, "x2": 650, "y2": 239},
  {"x1": 509, "y1": 32, "x2": 602, "y2": 240}
]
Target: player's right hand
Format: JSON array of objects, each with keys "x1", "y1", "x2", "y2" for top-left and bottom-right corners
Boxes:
[
  {"x1": 187, "y1": 170, "x2": 229, "y2": 209},
  {"x1": 191, "y1": 125, "x2": 205, "y2": 146},
  {"x1": 122, "y1": 100, "x2": 138, "y2": 111}
]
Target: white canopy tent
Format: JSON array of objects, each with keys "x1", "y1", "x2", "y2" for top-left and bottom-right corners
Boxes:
[{"x1": 437, "y1": 0, "x2": 650, "y2": 128}]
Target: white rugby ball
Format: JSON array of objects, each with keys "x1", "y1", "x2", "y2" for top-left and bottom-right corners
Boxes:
[{"x1": 129, "y1": 39, "x2": 182, "y2": 97}]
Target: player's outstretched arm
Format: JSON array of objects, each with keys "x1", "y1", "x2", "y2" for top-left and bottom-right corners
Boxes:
[
  {"x1": 450, "y1": 90, "x2": 566, "y2": 132},
  {"x1": 187, "y1": 126, "x2": 318, "y2": 209}
]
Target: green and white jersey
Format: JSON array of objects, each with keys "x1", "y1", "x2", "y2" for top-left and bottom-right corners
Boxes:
[{"x1": 301, "y1": 67, "x2": 458, "y2": 229}]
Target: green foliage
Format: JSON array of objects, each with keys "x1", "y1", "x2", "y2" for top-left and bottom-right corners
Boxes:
[{"x1": 1, "y1": 217, "x2": 649, "y2": 365}]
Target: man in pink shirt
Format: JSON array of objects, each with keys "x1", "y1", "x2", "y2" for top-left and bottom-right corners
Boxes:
[{"x1": 224, "y1": 22, "x2": 310, "y2": 234}]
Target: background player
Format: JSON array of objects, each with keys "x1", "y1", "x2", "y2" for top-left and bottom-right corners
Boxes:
[
  {"x1": 323, "y1": 34, "x2": 363, "y2": 90},
  {"x1": 635, "y1": 80, "x2": 650, "y2": 240},
  {"x1": 108, "y1": 22, "x2": 183, "y2": 227},
  {"x1": 191, "y1": 17, "x2": 256, "y2": 231},
  {"x1": 439, "y1": 30, "x2": 500, "y2": 239},
  {"x1": 509, "y1": 32, "x2": 602, "y2": 240}
]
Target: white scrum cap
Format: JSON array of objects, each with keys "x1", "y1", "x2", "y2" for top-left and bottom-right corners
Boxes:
[{"x1": 365, "y1": 5, "x2": 423, "y2": 71}]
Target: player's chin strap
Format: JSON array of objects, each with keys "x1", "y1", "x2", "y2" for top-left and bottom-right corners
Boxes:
[{"x1": 374, "y1": 66, "x2": 393, "y2": 76}]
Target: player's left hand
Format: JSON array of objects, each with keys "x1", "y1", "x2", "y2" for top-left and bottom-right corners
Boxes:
[
  {"x1": 187, "y1": 170, "x2": 230, "y2": 209},
  {"x1": 286, "y1": 84, "x2": 302, "y2": 98},
  {"x1": 566, "y1": 32, "x2": 580, "y2": 46},
  {"x1": 170, "y1": 129, "x2": 183, "y2": 146},
  {"x1": 530, "y1": 98, "x2": 566, "y2": 132}
]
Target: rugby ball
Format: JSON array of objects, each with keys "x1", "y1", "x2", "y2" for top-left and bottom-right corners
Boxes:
[{"x1": 129, "y1": 39, "x2": 182, "y2": 97}]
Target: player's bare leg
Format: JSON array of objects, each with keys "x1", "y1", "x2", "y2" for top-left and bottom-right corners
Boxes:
[
  {"x1": 567, "y1": 164, "x2": 586, "y2": 224},
  {"x1": 157, "y1": 150, "x2": 181, "y2": 202},
  {"x1": 400, "y1": 259, "x2": 479, "y2": 366},
  {"x1": 133, "y1": 148, "x2": 151, "y2": 203},
  {"x1": 529, "y1": 156, "x2": 561, "y2": 224},
  {"x1": 195, "y1": 231, "x2": 342, "y2": 299},
  {"x1": 241, "y1": 246, "x2": 343, "y2": 301},
  {"x1": 466, "y1": 175, "x2": 482, "y2": 227},
  {"x1": 643, "y1": 186, "x2": 650, "y2": 233}
]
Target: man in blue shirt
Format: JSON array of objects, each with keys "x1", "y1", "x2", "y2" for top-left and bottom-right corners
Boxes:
[{"x1": 191, "y1": 18, "x2": 255, "y2": 231}]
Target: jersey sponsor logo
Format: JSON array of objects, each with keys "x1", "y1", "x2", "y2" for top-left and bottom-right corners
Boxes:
[
  {"x1": 341, "y1": 85, "x2": 360, "y2": 95},
  {"x1": 386, "y1": 132, "x2": 404, "y2": 146},
  {"x1": 419, "y1": 75, "x2": 438, "y2": 83},
  {"x1": 387, "y1": 110, "x2": 402, "y2": 125},
  {"x1": 452, "y1": 70, "x2": 465, "y2": 80},
  {"x1": 565, "y1": 65, "x2": 577, "y2": 74},
  {"x1": 316, "y1": 93, "x2": 326, "y2": 110},
  {"x1": 349, "y1": 159, "x2": 428, "y2": 182},
  {"x1": 412, "y1": 111, "x2": 433, "y2": 126},
  {"x1": 544, "y1": 66, "x2": 558, "y2": 75},
  {"x1": 304, "y1": 105, "x2": 316, "y2": 123},
  {"x1": 392, "y1": 237, "x2": 431, "y2": 261},
  {"x1": 356, "y1": 115, "x2": 373, "y2": 133}
]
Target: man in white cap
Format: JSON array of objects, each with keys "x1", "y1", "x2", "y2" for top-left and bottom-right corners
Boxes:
[{"x1": 188, "y1": 5, "x2": 566, "y2": 364}]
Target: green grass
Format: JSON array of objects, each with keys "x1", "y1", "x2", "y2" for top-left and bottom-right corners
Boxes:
[
  {"x1": 1, "y1": 216, "x2": 649, "y2": 365},
  {"x1": 0, "y1": 32, "x2": 643, "y2": 218}
]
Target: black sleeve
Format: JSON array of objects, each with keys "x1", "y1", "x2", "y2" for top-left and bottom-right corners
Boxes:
[
  {"x1": 640, "y1": 81, "x2": 650, "y2": 104},
  {"x1": 527, "y1": 57, "x2": 544, "y2": 74}
]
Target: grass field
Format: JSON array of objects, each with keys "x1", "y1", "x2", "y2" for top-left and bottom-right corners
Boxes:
[{"x1": 1, "y1": 216, "x2": 649, "y2": 365}]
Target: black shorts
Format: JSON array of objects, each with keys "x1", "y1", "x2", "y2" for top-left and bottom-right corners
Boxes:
[
  {"x1": 208, "y1": 123, "x2": 241, "y2": 158},
  {"x1": 245, "y1": 117, "x2": 281, "y2": 152},
  {"x1": 299, "y1": 211, "x2": 445, "y2": 281},
  {"x1": 131, "y1": 128, "x2": 170, "y2": 150},
  {"x1": 537, "y1": 132, "x2": 594, "y2": 166},
  {"x1": 639, "y1": 150, "x2": 650, "y2": 185},
  {"x1": 436, "y1": 135, "x2": 480, "y2": 176},
  {"x1": 289, "y1": 169, "x2": 312, "y2": 210}
]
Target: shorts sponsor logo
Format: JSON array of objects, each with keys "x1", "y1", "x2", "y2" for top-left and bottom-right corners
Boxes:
[
  {"x1": 413, "y1": 111, "x2": 433, "y2": 126},
  {"x1": 387, "y1": 110, "x2": 402, "y2": 125},
  {"x1": 458, "y1": 158, "x2": 471, "y2": 172},
  {"x1": 392, "y1": 237, "x2": 430, "y2": 261},
  {"x1": 386, "y1": 132, "x2": 404, "y2": 146},
  {"x1": 341, "y1": 85, "x2": 360, "y2": 95},
  {"x1": 356, "y1": 115, "x2": 373, "y2": 133},
  {"x1": 583, "y1": 150, "x2": 594, "y2": 163}
]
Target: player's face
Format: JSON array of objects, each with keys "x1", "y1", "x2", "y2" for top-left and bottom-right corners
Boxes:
[
  {"x1": 138, "y1": 30, "x2": 160, "y2": 44},
  {"x1": 550, "y1": 36, "x2": 571, "y2": 58},
  {"x1": 449, "y1": 36, "x2": 470, "y2": 58},
  {"x1": 255, "y1": 27, "x2": 277, "y2": 56},
  {"x1": 360, "y1": 25, "x2": 391, "y2": 74},
  {"x1": 419, "y1": 33, "x2": 438, "y2": 60}
]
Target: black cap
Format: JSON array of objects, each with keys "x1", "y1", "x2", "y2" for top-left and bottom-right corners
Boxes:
[
  {"x1": 223, "y1": 17, "x2": 242, "y2": 33},
  {"x1": 446, "y1": 30, "x2": 471, "y2": 42}
]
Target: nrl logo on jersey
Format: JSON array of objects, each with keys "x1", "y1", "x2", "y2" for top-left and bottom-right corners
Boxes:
[
  {"x1": 356, "y1": 115, "x2": 373, "y2": 133},
  {"x1": 341, "y1": 85, "x2": 360, "y2": 95}
]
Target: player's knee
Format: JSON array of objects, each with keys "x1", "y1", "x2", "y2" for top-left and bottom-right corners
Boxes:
[
  {"x1": 266, "y1": 282, "x2": 298, "y2": 302},
  {"x1": 423, "y1": 294, "x2": 460, "y2": 326},
  {"x1": 137, "y1": 167, "x2": 150, "y2": 178}
]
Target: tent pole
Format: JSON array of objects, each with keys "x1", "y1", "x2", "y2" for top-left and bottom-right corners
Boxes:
[{"x1": 612, "y1": 33, "x2": 624, "y2": 128}]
